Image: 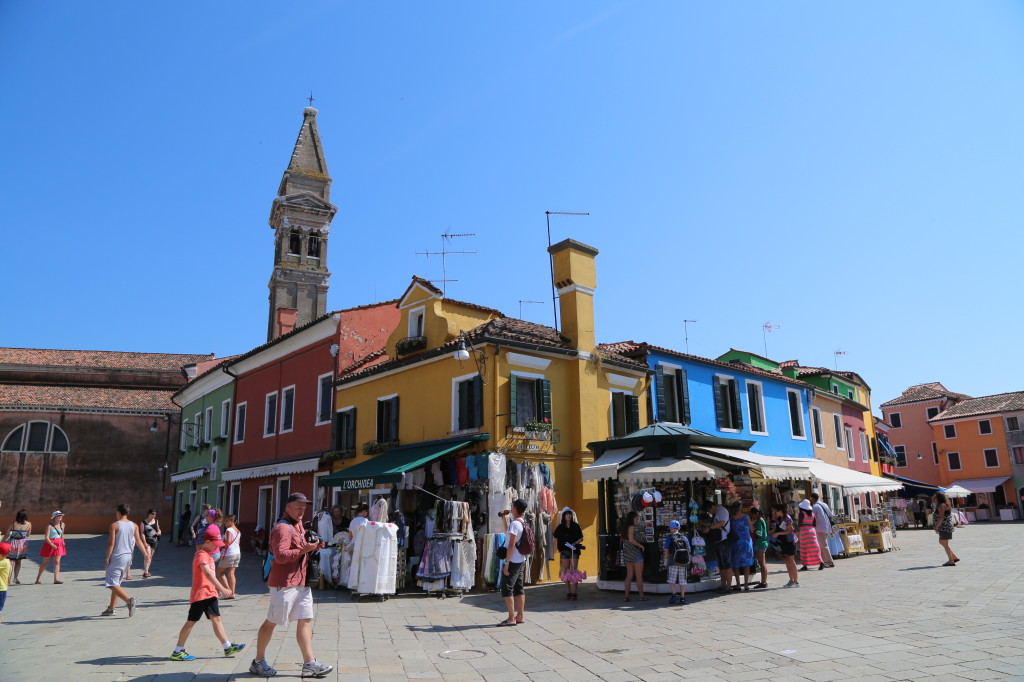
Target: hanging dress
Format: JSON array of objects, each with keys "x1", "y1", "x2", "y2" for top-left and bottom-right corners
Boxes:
[
  {"x1": 797, "y1": 512, "x2": 821, "y2": 567},
  {"x1": 730, "y1": 515, "x2": 755, "y2": 568}
]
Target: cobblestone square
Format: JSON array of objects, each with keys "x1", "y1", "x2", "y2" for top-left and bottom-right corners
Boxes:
[{"x1": 4, "y1": 522, "x2": 1022, "y2": 681}]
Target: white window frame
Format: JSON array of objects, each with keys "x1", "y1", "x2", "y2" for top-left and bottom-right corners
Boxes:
[
  {"x1": 947, "y1": 451, "x2": 961, "y2": 471},
  {"x1": 234, "y1": 402, "x2": 247, "y2": 444},
  {"x1": 847, "y1": 389, "x2": 854, "y2": 399},
  {"x1": 894, "y1": 445, "x2": 907, "y2": 468},
  {"x1": 179, "y1": 419, "x2": 188, "y2": 452},
  {"x1": 280, "y1": 385, "x2": 296, "y2": 434},
  {"x1": 193, "y1": 412, "x2": 201, "y2": 447},
  {"x1": 983, "y1": 448, "x2": 1000, "y2": 468},
  {"x1": 220, "y1": 399, "x2": 231, "y2": 438},
  {"x1": 745, "y1": 380, "x2": 768, "y2": 436},
  {"x1": 786, "y1": 388, "x2": 806, "y2": 440},
  {"x1": 860, "y1": 431, "x2": 869, "y2": 463},
  {"x1": 228, "y1": 482, "x2": 241, "y2": 520},
  {"x1": 315, "y1": 372, "x2": 334, "y2": 426},
  {"x1": 335, "y1": 405, "x2": 356, "y2": 452},
  {"x1": 313, "y1": 472, "x2": 329, "y2": 510},
  {"x1": 609, "y1": 388, "x2": 634, "y2": 438},
  {"x1": 845, "y1": 426, "x2": 855, "y2": 461},
  {"x1": 216, "y1": 483, "x2": 225, "y2": 512},
  {"x1": 714, "y1": 373, "x2": 741, "y2": 433},
  {"x1": 210, "y1": 447, "x2": 218, "y2": 480},
  {"x1": 200, "y1": 485, "x2": 209, "y2": 508},
  {"x1": 408, "y1": 306, "x2": 426, "y2": 338},
  {"x1": 658, "y1": 361, "x2": 685, "y2": 424},
  {"x1": 978, "y1": 419, "x2": 992, "y2": 436},
  {"x1": 833, "y1": 414, "x2": 844, "y2": 450},
  {"x1": 451, "y1": 372, "x2": 482, "y2": 434},
  {"x1": 889, "y1": 412, "x2": 902, "y2": 428},
  {"x1": 257, "y1": 485, "x2": 273, "y2": 531},
  {"x1": 1012, "y1": 446, "x2": 1024, "y2": 466},
  {"x1": 375, "y1": 393, "x2": 400, "y2": 443},
  {"x1": 1006, "y1": 416, "x2": 1020, "y2": 432},
  {"x1": 831, "y1": 383, "x2": 839, "y2": 394},
  {"x1": 932, "y1": 442, "x2": 938, "y2": 465},
  {"x1": 204, "y1": 406, "x2": 214, "y2": 443},
  {"x1": 275, "y1": 476, "x2": 291, "y2": 518},
  {"x1": 264, "y1": 391, "x2": 279, "y2": 437},
  {"x1": 943, "y1": 423, "x2": 957, "y2": 439},
  {"x1": 811, "y1": 407, "x2": 824, "y2": 447}
]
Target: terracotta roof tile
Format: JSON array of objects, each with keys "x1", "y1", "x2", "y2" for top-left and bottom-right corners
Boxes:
[
  {"x1": 880, "y1": 382, "x2": 972, "y2": 408},
  {"x1": 596, "y1": 341, "x2": 813, "y2": 389},
  {"x1": 0, "y1": 348, "x2": 213, "y2": 372},
  {"x1": 0, "y1": 384, "x2": 177, "y2": 412},
  {"x1": 931, "y1": 391, "x2": 1024, "y2": 421}
]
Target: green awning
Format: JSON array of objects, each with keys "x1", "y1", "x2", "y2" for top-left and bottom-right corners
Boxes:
[{"x1": 318, "y1": 438, "x2": 480, "y2": 491}]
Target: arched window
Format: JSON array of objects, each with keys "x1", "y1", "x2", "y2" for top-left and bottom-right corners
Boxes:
[
  {"x1": 288, "y1": 231, "x2": 302, "y2": 255},
  {"x1": 307, "y1": 234, "x2": 321, "y2": 258},
  {"x1": 1, "y1": 421, "x2": 70, "y2": 453}
]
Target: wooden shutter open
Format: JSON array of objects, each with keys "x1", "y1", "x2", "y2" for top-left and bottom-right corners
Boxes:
[
  {"x1": 472, "y1": 374, "x2": 484, "y2": 428},
  {"x1": 712, "y1": 376, "x2": 725, "y2": 429},
  {"x1": 509, "y1": 374, "x2": 518, "y2": 425},
  {"x1": 389, "y1": 396, "x2": 399, "y2": 442},
  {"x1": 679, "y1": 369, "x2": 691, "y2": 425},
  {"x1": 539, "y1": 379, "x2": 552, "y2": 422},
  {"x1": 654, "y1": 365, "x2": 666, "y2": 422},
  {"x1": 627, "y1": 395, "x2": 640, "y2": 433},
  {"x1": 729, "y1": 379, "x2": 743, "y2": 430}
]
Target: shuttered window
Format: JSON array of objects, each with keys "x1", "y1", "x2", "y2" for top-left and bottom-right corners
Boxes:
[
  {"x1": 655, "y1": 365, "x2": 690, "y2": 425},
  {"x1": 787, "y1": 389, "x2": 805, "y2": 438},
  {"x1": 376, "y1": 396, "x2": 399, "y2": 442},
  {"x1": 335, "y1": 408, "x2": 356, "y2": 451},
  {"x1": 510, "y1": 375, "x2": 551, "y2": 426},
  {"x1": 612, "y1": 391, "x2": 640, "y2": 437},
  {"x1": 456, "y1": 375, "x2": 484, "y2": 430},
  {"x1": 712, "y1": 376, "x2": 742, "y2": 431}
]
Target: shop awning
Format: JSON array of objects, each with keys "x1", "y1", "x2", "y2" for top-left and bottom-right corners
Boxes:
[
  {"x1": 170, "y1": 467, "x2": 208, "y2": 483},
  {"x1": 618, "y1": 457, "x2": 726, "y2": 484},
  {"x1": 950, "y1": 477, "x2": 1010, "y2": 494},
  {"x1": 806, "y1": 460, "x2": 903, "y2": 494},
  {"x1": 580, "y1": 447, "x2": 643, "y2": 483},
  {"x1": 690, "y1": 447, "x2": 815, "y2": 481},
  {"x1": 317, "y1": 439, "x2": 476, "y2": 491},
  {"x1": 883, "y1": 473, "x2": 941, "y2": 495},
  {"x1": 221, "y1": 456, "x2": 320, "y2": 482}
]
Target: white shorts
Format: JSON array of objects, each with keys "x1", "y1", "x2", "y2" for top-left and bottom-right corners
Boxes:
[
  {"x1": 219, "y1": 553, "x2": 240, "y2": 569},
  {"x1": 105, "y1": 555, "x2": 131, "y2": 587},
  {"x1": 266, "y1": 586, "x2": 314, "y2": 627}
]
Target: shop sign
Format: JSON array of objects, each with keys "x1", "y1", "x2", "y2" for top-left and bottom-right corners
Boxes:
[{"x1": 341, "y1": 478, "x2": 375, "y2": 490}]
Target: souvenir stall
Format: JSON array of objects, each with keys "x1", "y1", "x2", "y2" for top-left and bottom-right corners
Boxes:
[
  {"x1": 318, "y1": 436, "x2": 560, "y2": 596},
  {"x1": 589, "y1": 456, "x2": 729, "y2": 595},
  {"x1": 347, "y1": 499, "x2": 400, "y2": 600}
]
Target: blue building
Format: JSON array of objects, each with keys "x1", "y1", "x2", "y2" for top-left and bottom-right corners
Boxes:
[{"x1": 599, "y1": 342, "x2": 816, "y2": 459}]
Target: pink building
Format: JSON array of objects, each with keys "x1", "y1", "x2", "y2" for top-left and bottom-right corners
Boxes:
[{"x1": 879, "y1": 382, "x2": 971, "y2": 486}]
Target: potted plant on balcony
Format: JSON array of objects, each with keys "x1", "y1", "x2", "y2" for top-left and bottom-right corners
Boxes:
[
  {"x1": 395, "y1": 336, "x2": 427, "y2": 355},
  {"x1": 523, "y1": 418, "x2": 552, "y2": 441},
  {"x1": 363, "y1": 440, "x2": 385, "y2": 455}
]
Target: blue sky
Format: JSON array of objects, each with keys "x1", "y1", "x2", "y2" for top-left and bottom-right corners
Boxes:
[{"x1": 3, "y1": 2, "x2": 1023, "y2": 407}]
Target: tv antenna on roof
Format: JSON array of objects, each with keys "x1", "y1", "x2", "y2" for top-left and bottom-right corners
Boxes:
[
  {"x1": 416, "y1": 232, "x2": 476, "y2": 297},
  {"x1": 545, "y1": 211, "x2": 589, "y2": 330},
  {"x1": 518, "y1": 300, "x2": 544, "y2": 320},
  {"x1": 833, "y1": 349, "x2": 846, "y2": 370},
  {"x1": 762, "y1": 321, "x2": 780, "y2": 356},
  {"x1": 684, "y1": 320, "x2": 697, "y2": 354}
]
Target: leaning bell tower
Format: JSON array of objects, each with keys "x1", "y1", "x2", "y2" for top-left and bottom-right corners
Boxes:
[{"x1": 266, "y1": 107, "x2": 337, "y2": 341}]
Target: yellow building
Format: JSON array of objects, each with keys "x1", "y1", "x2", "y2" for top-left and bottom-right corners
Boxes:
[{"x1": 321, "y1": 239, "x2": 649, "y2": 580}]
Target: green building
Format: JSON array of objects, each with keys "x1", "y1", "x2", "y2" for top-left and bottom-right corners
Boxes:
[{"x1": 170, "y1": 364, "x2": 235, "y2": 543}]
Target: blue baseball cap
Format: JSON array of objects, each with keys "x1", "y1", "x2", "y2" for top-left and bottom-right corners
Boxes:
[{"x1": 669, "y1": 520, "x2": 681, "y2": 529}]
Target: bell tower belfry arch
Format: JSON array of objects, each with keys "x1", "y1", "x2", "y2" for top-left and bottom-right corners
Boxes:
[{"x1": 267, "y1": 107, "x2": 337, "y2": 341}]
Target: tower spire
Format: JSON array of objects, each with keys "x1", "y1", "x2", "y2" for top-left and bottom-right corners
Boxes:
[{"x1": 266, "y1": 107, "x2": 338, "y2": 341}]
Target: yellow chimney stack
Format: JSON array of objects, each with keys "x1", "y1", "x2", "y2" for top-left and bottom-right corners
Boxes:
[{"x1": 547, "y1": 238, "x2": 598, "y2": 351}]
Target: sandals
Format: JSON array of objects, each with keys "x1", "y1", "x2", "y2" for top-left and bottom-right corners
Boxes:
[
  {"x1": 496, "y1": 620, "x2": 517, "y2": 627},
  {"x1": 142, "y1": 572, "x2": 152, "y2": 578},
  {"x1": 942, "y1": 561, "x2": 956, "y2": 567},
  {"x1": 54, "y1": 581, "x2": 63, "y2": 584},
  {"x1": 753, "y1": 583, "x2": 768, "y2": 589}
]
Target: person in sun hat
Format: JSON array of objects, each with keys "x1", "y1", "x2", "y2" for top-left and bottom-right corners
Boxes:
[
  {"x1": 36, "y1": 510, "x2": 67, "y2": 584},
  {"x1": 169, "y1": 525, "x2": 244, "y2": 661}
]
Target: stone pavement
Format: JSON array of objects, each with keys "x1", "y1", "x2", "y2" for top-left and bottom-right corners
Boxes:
[{"x1": 3, "y1": 521, "x2": 1023, "y2": 681}]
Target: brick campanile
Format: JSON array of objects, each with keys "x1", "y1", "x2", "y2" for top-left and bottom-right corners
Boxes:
[{"x1": 267, "y1": 107, "x2": 338, "y2": 341}]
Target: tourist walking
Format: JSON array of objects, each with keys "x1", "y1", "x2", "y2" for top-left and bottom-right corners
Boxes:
[
  {"x1": 102, "y1": 504, "x2": 149, "y2": 617},
  {"x1": 553, "y1": 507, "x2": 583, "y2": 600},
  {"x1": 169, "y1": 525, "x2": 245, "y2": 661},
  {"x1": 217, "y1": 514, "x2": 241, "y2": 598},
  {"x1": 701, "y1": 500, "x2": 733, "y2": 594},
  {"x1": 140, "y1": 509, "x2": 162, "y2": 577},
  {"x1": 191, "y1": 503, "x2": 213, "y2": 547},
  {"x1": 662, "y1": 520, "x2": 689, "y2": 605},
  {"x1": 749, "y1": 507, "x2": 769, "y2": 588},
  {"x1": 769, "y1": 503, "x2": 799, "y2": 587},
  {"x1": 497, "y1": 498, "x2": 531, "y2": 626},
  {"x1": 250, "y1": 492, "x2": 332, "y2": 679},
  {"x1": 177, "y1": 504, "x2": 193, "y2": 546},
  {"x1": 0, "y1": 542, "x2": 10, "y2": 623},
  {"x1": 3, "y1": 509, "x2": 31, "y2": 584},
  {"x1": 809, "y1": 493, "x2": 835, "y2": 568},
  {"x1": 620, "y1": 510, "x2": 647, "y2": 602},
  {"x1": 797, "y1": 500, "x2": 821, "y2": 572},
  {"x1": 36, "y1": 511, "x2": 66, "y2": 584},
  {"x1": 728, "y1": 502, "x2": 754, "y2": 591},
  {"x1": 934, "y1": 491, "x2": 959, "y2": 566}
]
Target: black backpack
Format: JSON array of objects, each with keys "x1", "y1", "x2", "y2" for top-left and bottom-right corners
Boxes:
[{"x1": 670, "y1": 534, "x2": 690, "y2": 566}]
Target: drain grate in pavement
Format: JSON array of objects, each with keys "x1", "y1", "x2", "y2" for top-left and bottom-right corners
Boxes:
[{"x1": 438, "y1": 650, "x2": 487, "y2": 660}]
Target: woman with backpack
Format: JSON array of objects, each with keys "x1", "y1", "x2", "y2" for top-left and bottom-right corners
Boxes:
[
  {"x1": 797, "y1": 500, "x2": 821, "y2": 572},
  {"x1": 620, "y1": 511, "x2": 647, "y2": 602},
  {"x1": 553, "y1": 507, "x2": 584, "y2": 600}
]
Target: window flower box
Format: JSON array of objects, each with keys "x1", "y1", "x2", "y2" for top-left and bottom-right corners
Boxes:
[{"x1": 395, "y1": 336, "x2": 427, "y2": 355}]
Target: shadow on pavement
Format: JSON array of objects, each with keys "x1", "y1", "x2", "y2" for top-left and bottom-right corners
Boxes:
[
  {"x1": 121, "y1": 676, "x2": 234, "y2": 682},
  {"x1": 899, "y1": 565, "x2": 940, "y2": 571},
  {"x1": 77, "y1": 655, "x2": 166, "y2": 666}
]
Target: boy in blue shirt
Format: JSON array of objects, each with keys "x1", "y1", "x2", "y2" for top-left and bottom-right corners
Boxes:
[{"x1": 663, "y1": 521, "x2": 689, "y2": 605}]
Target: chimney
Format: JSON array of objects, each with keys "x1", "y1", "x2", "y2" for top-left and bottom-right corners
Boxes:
[
  {"x1": 275, "y1": 308, "x2": 298, "y2": 338},
  {"x1": 548, "y1": 238, "x2": 598, "y2": 351}
]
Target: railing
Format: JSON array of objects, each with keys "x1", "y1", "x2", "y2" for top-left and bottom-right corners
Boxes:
[
  {"x1": 505, "y1": 424, "x2": 560, "y2": 445},
  {"x1": 320, "y1": 449, "x2": 355, "y2": 463}
]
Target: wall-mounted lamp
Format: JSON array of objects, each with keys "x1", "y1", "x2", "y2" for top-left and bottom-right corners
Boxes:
[
  {"x1": 453, "y1": 332, "x2": 487, "y2": 383},
  {"x1": 150, "y1": 420, "x2": 160, "y2": 432},
  {"x1": 454, "y1": 340, "x2": 471, "y2": 362}
]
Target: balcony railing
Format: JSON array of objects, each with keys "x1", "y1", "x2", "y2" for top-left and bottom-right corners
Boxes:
[
  {"x1": 320, "y1": 448, "x2": 355, "y2": 463},
  {"x1": 505, "y1": 424, "x2": 560, "y2": 445},
  {"x1": 395, "y1": 336, "x2": 427, "y2": 355},
  {"x1": 363, "y1": 440, "x2": 399, "y2": 455}
]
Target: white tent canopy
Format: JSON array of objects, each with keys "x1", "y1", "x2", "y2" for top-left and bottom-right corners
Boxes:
[
  {"x1": 618, "y1": 457, "x2": 726, "y2": 484},
  {"x1": 580, "y1": 447, "x2": 643, "y2": 483},
  {"x1": 691, "y1": 447, "x2": 815, "y2": 481},
  {"x1": 950, "y1": 477, "x2": 1010, "y2": 494},
  {"x1": 806, "y1": 460, "x2": 904, "y2": 494},
  {"x1": 942, "y1": 484, "x2": 972, "y2": 498}
]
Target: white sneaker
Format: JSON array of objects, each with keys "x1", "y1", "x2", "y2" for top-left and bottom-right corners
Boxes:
[{"x1": 300, "y1": 660, "x2": 334, "y2": 678}]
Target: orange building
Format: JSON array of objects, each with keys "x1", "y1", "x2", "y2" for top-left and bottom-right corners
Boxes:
[{"x1": 930, "y1": 393, "x2": 1020, "y2": 518}]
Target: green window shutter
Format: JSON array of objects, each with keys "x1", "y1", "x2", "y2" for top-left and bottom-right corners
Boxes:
[
  {"x1": 539, "y1": 379, "x2": 552, "y2": 422},
  {"x1": 654, "y1": 365, "x2": 666, "y2": 422},
  {"x1": 509, "y1": 374, "x2": 518, "y2": 425},
  {"x1": 389, "y1": 396, "x2": 399, "y2": 442},
  {"x1": 712, "y1": 376, "x2": 725, "y2": 429},
  {"x1": 627, "y1": 395, "x2": 640, "y2": 433},
  {"x1": 730, "y1": 380, "x2": 743, "y2": 431},
  {"x1": 472, "y1": 374, "x2": 484, "y2": 428},
  {"x1": 612, "y1": 392, "x2": 625, "y2": 437},
  {"x1": 376, "y1": 400, "x2": 385, "y2": 441},
  {"x1": 347, "y1": 408, "x2": 356, "y2": 450},
  {"x1": 679, "y1": 369, "x2": 691, "y2": 425},
  {"x1": 457, "y1": 381, "x2": 468, "y2": 431}
]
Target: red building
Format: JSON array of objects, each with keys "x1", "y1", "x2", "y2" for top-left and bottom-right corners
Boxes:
[{"x1": 221, "y1": 302, "x2": 398, "y2": 541}]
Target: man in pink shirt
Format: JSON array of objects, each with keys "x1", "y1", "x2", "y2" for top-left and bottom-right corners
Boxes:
[{"x1": 249, "y1": 493, "x2": 332, "y2": 679}]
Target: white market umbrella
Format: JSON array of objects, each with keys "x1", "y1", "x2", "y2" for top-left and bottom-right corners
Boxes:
[{"x1": 943, "y1": 485, "x2": 971, "y2": 498}]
